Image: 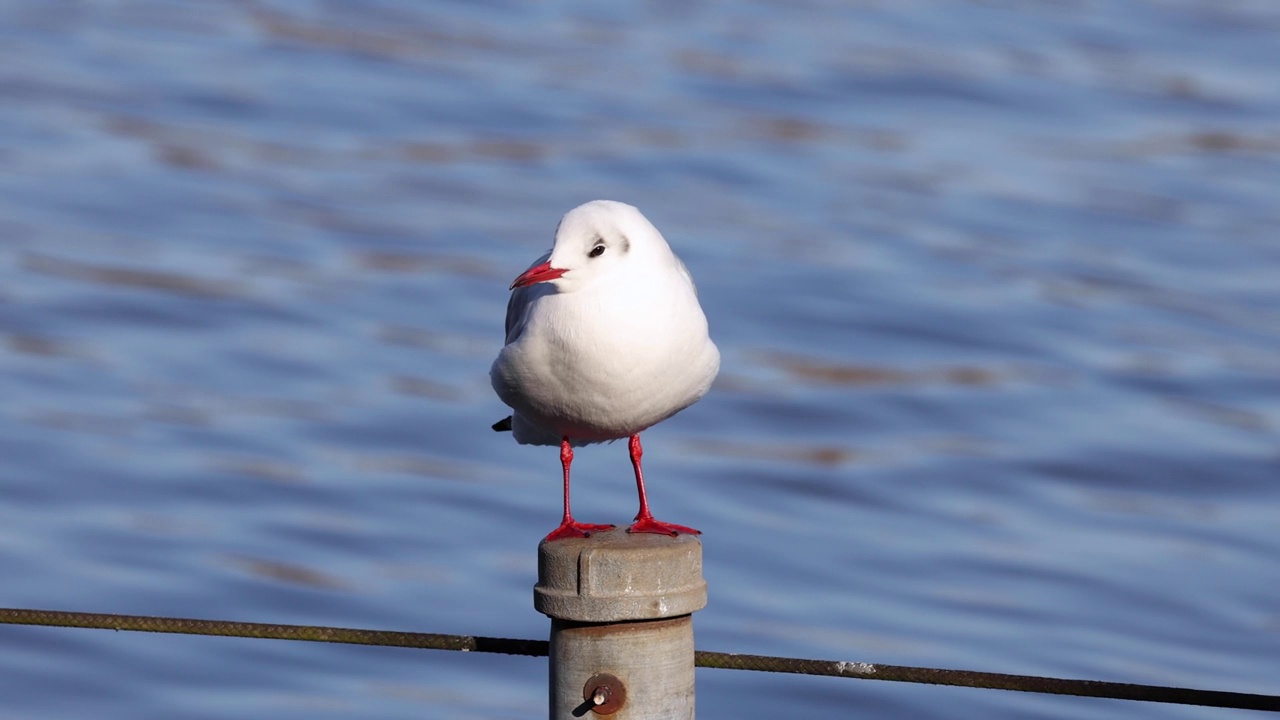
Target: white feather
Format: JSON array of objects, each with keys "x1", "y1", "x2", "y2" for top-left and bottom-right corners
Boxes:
[{"x1": 491, "y1": 200, "x2": 720, "y2": 447}]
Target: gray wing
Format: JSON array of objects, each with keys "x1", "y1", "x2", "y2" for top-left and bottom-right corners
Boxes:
[{"x1": 503, "y1": 251, "x2": 552, "y2": 345}]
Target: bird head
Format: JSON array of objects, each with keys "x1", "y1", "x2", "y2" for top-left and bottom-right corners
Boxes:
[{"x1": 509, "y1": 200, "x2": 670, "y2": 292}]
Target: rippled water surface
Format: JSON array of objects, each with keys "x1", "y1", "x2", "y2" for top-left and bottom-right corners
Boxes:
[{"x1": 2, "y1": 1, "x2": 1278, "y2": 718}]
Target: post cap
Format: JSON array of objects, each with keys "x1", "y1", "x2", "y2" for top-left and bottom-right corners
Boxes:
[{"x1": 534, "y1": 529, "x2": 707, "y2": 623}]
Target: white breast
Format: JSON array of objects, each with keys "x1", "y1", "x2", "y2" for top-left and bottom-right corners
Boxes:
[{"x1": 491, "y1": 261, "x2": 719, "y2": 446}]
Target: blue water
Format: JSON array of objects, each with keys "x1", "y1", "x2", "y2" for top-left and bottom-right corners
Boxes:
[{"x1": 1, "y1": 1, "x2": 1278, "y2": 718}]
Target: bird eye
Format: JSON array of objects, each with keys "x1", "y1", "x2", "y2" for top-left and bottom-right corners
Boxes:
[{"x1": 588, "y1": 245, "x2": 606, "y2": 258}]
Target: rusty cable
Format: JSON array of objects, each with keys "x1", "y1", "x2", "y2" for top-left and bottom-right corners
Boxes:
[{"x1": 1, "y1": 607, "x2": 1276, "y2": 712}]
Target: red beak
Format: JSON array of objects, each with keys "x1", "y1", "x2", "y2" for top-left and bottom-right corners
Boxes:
[{"x1": 510, "y1": 261, "x2": 567, "y2": 289}]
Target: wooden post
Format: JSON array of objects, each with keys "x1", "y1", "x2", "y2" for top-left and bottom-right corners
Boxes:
[{"x1": 535, "y1": 529, "x2": 706, "y2": 719}]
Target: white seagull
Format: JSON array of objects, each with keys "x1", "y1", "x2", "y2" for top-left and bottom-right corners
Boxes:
[{"x1": 491, "y1": 200, "x2": 720, "y2": 542}]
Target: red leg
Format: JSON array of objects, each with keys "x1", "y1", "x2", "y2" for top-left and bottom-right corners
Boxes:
[
  {"x1": 626, "y1": 434, "x2": 700, "y2": 536},
  {"x1": 544, "y1": 437, "x2": 614, "y2": 542}
]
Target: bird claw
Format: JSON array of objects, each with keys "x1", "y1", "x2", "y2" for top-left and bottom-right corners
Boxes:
[
  {"x1": 543, "y1": 520, "x2": 617, "y2": 542},
  {"x1": 627, "y1": 516, "x2": 701, "y2": 536}
]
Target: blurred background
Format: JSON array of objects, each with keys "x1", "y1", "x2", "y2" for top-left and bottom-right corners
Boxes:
[{"x1": 1, "y1": 1, "x2": 1278, "y2": 718}]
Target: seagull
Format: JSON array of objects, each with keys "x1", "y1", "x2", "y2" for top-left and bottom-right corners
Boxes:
[{"x1": 491, "y1": 200, "x2": 720, "y2": 542}]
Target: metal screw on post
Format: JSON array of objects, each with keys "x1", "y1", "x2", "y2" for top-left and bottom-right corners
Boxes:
[{"x1": 535, "y1": 528, "x2": 707, "y2": 719}]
